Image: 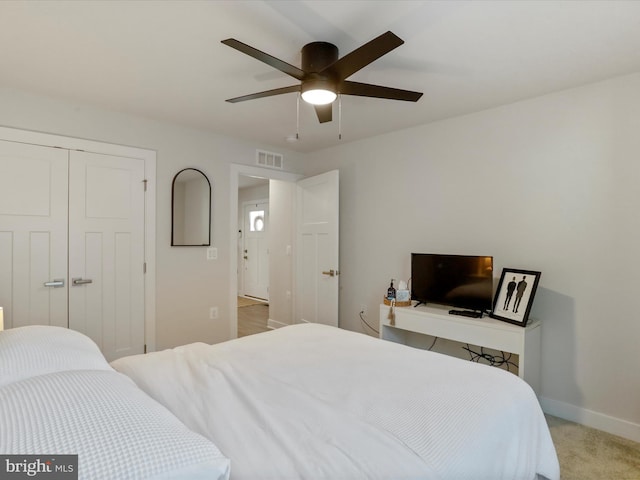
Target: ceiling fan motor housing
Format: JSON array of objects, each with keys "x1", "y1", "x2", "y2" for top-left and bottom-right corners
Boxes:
[
  {"x1": 301, "y1": 42, "x2": 339, "y2": 100},
  {"x1": 301, "y1": 42, "x2": 339, "y2": 73}
]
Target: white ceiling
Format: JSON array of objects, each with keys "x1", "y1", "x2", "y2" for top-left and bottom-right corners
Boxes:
[{"x1": 2, "y1": 1, "x2": 640, "y2": 153}]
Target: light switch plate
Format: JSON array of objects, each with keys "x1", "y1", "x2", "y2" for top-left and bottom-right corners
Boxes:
[{"x1": 207, "y1": 247, "x2": 217, "y2": 260}]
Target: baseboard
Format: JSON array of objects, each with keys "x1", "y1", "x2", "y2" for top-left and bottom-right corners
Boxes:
[
  {"x1": 539, "y1": 396, "x2": 640, "y2": 443},
  {"x1": 267, "y1": 318, "x2": 288, "y2": 330}
]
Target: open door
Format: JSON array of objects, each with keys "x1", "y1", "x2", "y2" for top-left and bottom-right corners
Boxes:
[{"x1": 295, "y1": 170, "x2": 339, "y2": 327}]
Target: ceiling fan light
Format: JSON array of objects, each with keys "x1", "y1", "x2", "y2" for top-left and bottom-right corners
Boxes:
[{"x1": 301, "y1": 88, "x2": 337, "y2": 105}]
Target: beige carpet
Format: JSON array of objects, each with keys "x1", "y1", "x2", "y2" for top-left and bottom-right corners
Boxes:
[
  {"x1": 237, "y1": 296, "x2": 266, "y2": 308},
  {"x1": 547, "y1": 415, "x2": 640, "y2": 479}
]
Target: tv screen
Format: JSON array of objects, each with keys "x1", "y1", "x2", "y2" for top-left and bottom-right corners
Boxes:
[{"x1": 411, "y1": 253, "x2": 493, "y2": 311}]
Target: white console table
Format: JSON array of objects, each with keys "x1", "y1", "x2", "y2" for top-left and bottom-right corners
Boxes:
[{"x1": 379, "y1": 303, "x2": 541, "y2": 394}]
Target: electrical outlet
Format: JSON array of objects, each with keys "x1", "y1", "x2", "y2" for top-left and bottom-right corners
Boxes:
[
  {"x1": 209, "y1": 307, "x2": 218, "y2": 320},
  {"x1": 360, "y1": 304, "x2": 367, "y2": 316}
]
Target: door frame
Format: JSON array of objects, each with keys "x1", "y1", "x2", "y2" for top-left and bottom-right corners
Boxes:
[
  {"x1": 0, "y1": 126, "x2": 157, "y2": 352},
  {"x1": 229, "y1": 164, "x2": 301, "y2": 339}
]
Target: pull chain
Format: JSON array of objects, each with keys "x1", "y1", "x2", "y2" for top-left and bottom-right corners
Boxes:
[
  {"x1": 296, "y1": 93, "x2": 300, "y2": 140},
  {"x1": 338, "y1": 94, "x2": 342, "y2": 140}
]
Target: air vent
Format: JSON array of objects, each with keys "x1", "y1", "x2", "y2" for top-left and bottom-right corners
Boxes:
[{"x1": 256, "y1": 150, "x2": 283, "y2": 170}]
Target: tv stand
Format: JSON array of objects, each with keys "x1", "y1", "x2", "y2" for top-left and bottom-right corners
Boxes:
[
  {"x1": 448, "y1": 309, "x2": 483, "y2": 318},
  {"x1": 379, "y1": 303, "x2": 541, "y2": 394}
]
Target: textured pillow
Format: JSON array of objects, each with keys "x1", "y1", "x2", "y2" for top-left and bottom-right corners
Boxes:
[
  {"x1": 0, "y1": 325, "x2": 110, "y2": 388},
  {"x1": 0, "y1": 369, "x2": 230, "y2": 480}
]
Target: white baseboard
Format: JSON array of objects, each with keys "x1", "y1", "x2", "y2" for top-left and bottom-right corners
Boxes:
[
  {"x1": 539, "y1": 396, "x2": 640, "y2": 443},
  {"x1": 267, "y1": 318, "x2": 288, "y2": 330}
]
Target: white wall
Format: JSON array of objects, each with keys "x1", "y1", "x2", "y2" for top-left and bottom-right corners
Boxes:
[
  {"x1": 269, "y1": 180, "x2": 296, "y2": 327},
  {"x1": 304, "y1": 72, "x2": 640, "y2": 441},
  {"x1": 238, "y1": 184, "x2": 269, "y2": 205},
  {"x1": 0, "y1": 86, "x2": 305, "y2": 350}
]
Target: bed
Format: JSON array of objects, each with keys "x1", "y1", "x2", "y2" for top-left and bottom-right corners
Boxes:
[
  {"x1": 111, "y1": 323, "x2": 559, "y2": 480},
  {"x1": 1, "y1": 323, "x2": 559, "y2": 480}
]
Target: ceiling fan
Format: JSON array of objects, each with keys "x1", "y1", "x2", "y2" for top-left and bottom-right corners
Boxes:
[{"x1": 221, "y1": 31, "x2": 423, "y2": 123}]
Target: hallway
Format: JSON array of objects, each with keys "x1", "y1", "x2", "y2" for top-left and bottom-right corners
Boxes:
[{"x1": 237, "y1": 297, "x2": 270, "y2": 337}]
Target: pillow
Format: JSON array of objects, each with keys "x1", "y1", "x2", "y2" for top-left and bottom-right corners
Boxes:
[
  {"x1": 0, "y1": 325, "x2": 111, "y2": 388},
  {"x1": 0, "y1": 369, "x2": 230, "y2": 480}
]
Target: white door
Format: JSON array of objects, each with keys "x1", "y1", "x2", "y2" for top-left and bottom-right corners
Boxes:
[
  {"x1": 0, "y1": 140, "x2": 69, "y2": 329},
  {"x1": 295, "y1": 170, "x2": 339, "y2": 326},
  {"x1": 243, "y1": 202, "x2": 269, "y2": 300},
  {"x1": 0, "y1": 140, "x2": 146, "y2": 361},
  {"x1": 68, "y1": 151, "x2": 146, "y2": 361}
]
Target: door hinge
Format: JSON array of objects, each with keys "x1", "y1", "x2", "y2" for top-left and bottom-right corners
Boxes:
[
  {"x1": 143, "y1": 262, "x2": 147, "y2": 274},
  {"x1": 144, "y1": 344, "x2": 147, "y2": 354},
  {"x1": 143, "y1": 179, "x2": 148, "y2": 191}
]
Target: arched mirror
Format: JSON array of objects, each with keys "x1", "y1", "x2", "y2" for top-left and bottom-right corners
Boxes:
[{"x1": 171, "y1": 168, "x2": 211, "y2": 246}]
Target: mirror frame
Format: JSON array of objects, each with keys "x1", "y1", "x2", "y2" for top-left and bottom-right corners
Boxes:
[{"x1": 171, "y1": 167, "x2": 212, "y2": 246}]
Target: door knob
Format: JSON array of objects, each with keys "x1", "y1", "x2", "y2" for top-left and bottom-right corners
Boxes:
[
  {"x1": 44, "y1": 279, "x2": 65, "y2": 288},
  {"x1": 322, "y1": 269, "x2": 339, "y2": 277},
  {"x1": 72, "y1": 278, "x2": 93, "y2": 286}
]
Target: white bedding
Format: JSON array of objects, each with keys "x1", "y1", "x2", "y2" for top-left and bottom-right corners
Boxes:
[
  {"x1": 112, "y1": 323, "x2": 559, "y2": 480},
  {"x1": 0, "y1": 326, "x2": 231, "y2": 480}
]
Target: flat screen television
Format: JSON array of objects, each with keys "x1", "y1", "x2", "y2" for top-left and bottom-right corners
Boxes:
[{"x1": 411, "y1": 253, "x2": 493, "y2": 311}]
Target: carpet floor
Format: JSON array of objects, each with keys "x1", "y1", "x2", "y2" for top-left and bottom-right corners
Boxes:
[{"x1": 547, "y1": 414, "x2": 640, "y2": 479}]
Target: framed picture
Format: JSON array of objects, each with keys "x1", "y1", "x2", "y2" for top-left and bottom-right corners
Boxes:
[{"x1": 490, "y1": 268, "x2": 541, "y2": 326}]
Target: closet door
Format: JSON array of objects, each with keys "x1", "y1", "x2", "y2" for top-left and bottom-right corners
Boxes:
[
  {"x1": 0, "y1": 140, "x2": 69, "y2": 329},
  {"x1": 68, "y1": 151, "x2": 146, "y2": 361}
]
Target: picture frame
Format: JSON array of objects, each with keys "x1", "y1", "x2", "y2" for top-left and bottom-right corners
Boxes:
[{"x1": 490, "y1": 268, "x2": 541, "y2": 327}]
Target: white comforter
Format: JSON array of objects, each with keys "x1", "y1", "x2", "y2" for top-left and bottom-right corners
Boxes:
[{"x1": 112, "y1": 323, "x2": 559, "y2": 480}]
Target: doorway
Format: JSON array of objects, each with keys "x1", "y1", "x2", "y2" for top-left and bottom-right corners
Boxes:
[
  {"x1": 229, "y1": 165, "x2": 301, "y2": 339},
  {"x1": 230, "y1": 165, "x2": 340, "y2": 339},
  {"x1": 237, "y1": 175, "x2": 270, "y2": 338}
]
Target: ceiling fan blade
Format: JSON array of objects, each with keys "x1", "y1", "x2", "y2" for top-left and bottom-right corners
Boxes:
[
  {"x1": 322, "y1": 31, "x2": 404, "y2": 80},
  {"x1": 340, "y1": 81, "x2": 423, "y2": 102},
  {"x1": 226, "y1": 85, "x2": 301, "y2": 103},
  {"x1": 314, "y1": 104, "x2": 332, "y2": 123},
  {"x1": 222, "y1": 38, "x2": 305, "y2": 80}
]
